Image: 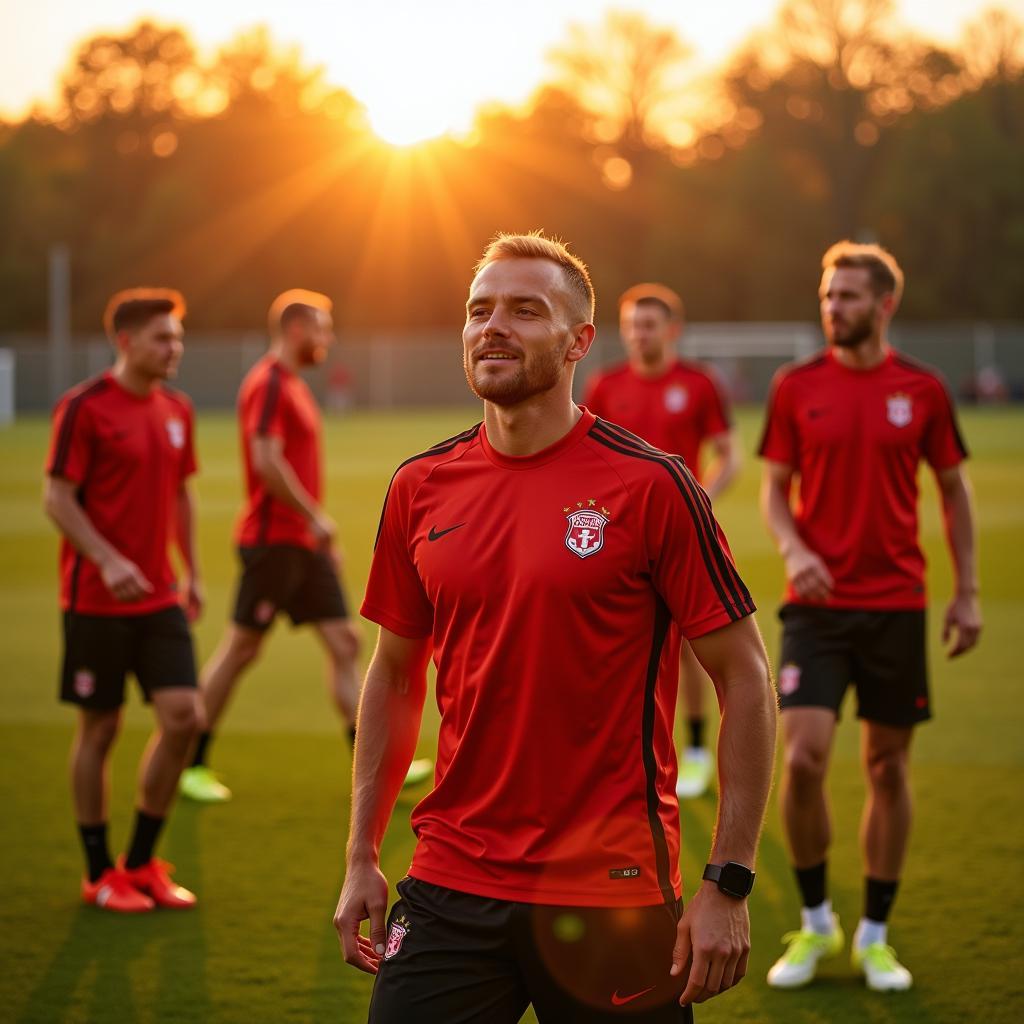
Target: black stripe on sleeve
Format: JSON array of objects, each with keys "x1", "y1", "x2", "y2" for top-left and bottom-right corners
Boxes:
[
  {"x1": 48, "y1": 378, "x2": 109, "y2": 477},
  {"x1": 256, "y1": 364, "x2": 283, "y2": 436},
  {"x1": 893, "y1": 353, "x2": 969, "y2": 460},
  {"x1": 590, "y1": 419, "x2": 753, "y2": 620},
  {"x1": 372, "y1": 424, "x2": 481, "y2": 549},
  {"x1": 641, "y1": 596, "x2": 675, "y2": 907}
]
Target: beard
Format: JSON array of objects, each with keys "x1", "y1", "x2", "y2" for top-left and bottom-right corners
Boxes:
[
  {"x1": 463, "y1": 344, "x2": 565, "y2": 406},
  {"x1": 825, "y1": 310, "x2": 875, "y2": 348}
]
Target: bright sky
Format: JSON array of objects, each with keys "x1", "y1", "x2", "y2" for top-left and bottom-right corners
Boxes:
[{"x1": 2, "y1": 0, "x2": 1016, "y2": 143}]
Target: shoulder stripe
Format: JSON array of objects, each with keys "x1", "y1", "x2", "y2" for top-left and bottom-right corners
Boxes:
[
  {"x1": 590, "y1": 419, "x2": 753, "y2": 620},
  {"x1": 49, "y1": 377, "x2": 110, "y2": 477},
  {"x1": 892, "y1": 354, "x2": 969, "y2": 458},
  {"x1": 256, "y1": 364, "x2": 283, "y2": 435},
  {"x1": 779, "y1": 352, "x2": 828, "y2": 379},
  {"x1": 373, "y1": 424, "x2": 482, "y2": 548}
]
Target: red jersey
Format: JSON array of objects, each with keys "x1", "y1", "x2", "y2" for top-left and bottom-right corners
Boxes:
[
  {"x1": 46, "y1": 372, "x2": 197, "y2": 616},
  {"x1": 362, "y1": 409, "x2": 754, "y2": 907},
  {"x1": 759, "y1": 347, "x2": 968, "y2": 610},
  {"x1": 235, "y1": 355, "x2": 322, "y2": 549},
  {"x1": 583, "y1": 359, "x2": 732, "y2": 481}
]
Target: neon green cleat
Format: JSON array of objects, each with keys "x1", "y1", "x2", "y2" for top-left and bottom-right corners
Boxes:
[
  {"x1": 179, "y1": 765, "x2": 232, "y2": 803},
  {"x1": 403, "y1": 758, "x2": 433, "y2": 788},
  {"x1": 852, "y1": 941, "x2": 913, "y2": 991},
  {"x1": 766, "y1": 916, "x2": 845, "y2": 988},
  {"x1": 675, "y1": 748, "x2": 712, "y2": 799}
]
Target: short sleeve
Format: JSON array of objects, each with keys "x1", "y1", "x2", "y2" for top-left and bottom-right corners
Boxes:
[
  {"x1": 181, "y1": 403, "x2": 198, "y2": 479},
  {"x1": 922, "y1": 378, "x2": 968, "y2": 471},
  {"x1": 246, "y1": 368, "x2": 286, "y2": 441},
  {"x1": 646, "y1": 462, "x2": 756, "y2": 639},
  {"x1": 360, "y1": 470, "x2": 434, "y2": 639},
  {"x1": 758, "y1": 371, "x2": 798, "y2": 466},
  {"x1": 46, "y1": 394, "x2": 93, "y2": 484},
  {"x1": 700, "y1": 370, "x2": 733, "y2": 436}
]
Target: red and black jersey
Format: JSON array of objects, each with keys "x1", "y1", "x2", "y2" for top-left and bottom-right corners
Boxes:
[
  {"x1": 362, "y1": 408, "x2": 754, "y2": 908},
  {"x1": 46, "y1": 371, "x2": 197, "y2": 616},
  {"x1": 235, "y1": 355, "x2": 322, "y2": 550},
  {"x1": 583, "y1": 359, "x2": 732, "y2": 481},
  {"x1": 759, "y1": 347, "x2": 968, "y2": 610}
]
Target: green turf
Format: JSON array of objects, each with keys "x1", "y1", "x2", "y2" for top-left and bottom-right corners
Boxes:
[{"x1": 1, "y1": 406, "x2": 1022, "y2": 1023}]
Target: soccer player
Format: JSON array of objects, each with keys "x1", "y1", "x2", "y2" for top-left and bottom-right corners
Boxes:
[
  {"x1": 334, "y1": 233, "x2": 777, "y2": 1022},
  {"x1": 44, "y1": 288, "x2": 202, "y2": 913},
  {"x1": 759, "y1": 242, "x2": 982, "y2": 992},
  {"x1": 179, "y1": 290, "x2": 407, "y2": 802},
  {"x1": 584, "y1": 284, "x2": 740, "y2": 799}
]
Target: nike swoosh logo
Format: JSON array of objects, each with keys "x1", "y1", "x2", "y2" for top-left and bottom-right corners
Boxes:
[
  {"x1": 427, "y1": 523, "x2": 466, "y2": 542},
  {"x1": 611, "y1": 986, "x2": 655, "y2": 1006}
]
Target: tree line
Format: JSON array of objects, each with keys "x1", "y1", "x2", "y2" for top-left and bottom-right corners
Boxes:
[{"x1": 1, "y1": 0, "x2": 1021, "y2": 333}]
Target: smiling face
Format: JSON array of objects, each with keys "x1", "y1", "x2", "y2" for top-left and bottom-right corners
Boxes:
[
  {"x1": 463, "y1": 258, "x2": 590, "y2": 407},
  {"x1": 118, "y1": 312, "x2": 184, "y2": 381},
  {"x1": 819, "y1": 266, "x2": 891, "y2": 349}
]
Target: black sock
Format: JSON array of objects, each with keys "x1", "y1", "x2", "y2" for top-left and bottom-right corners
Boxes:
[
  {"x1": 686, "y1": 717, "x2": 705, "y2": 750},
  {"x1": 191, "y1": 731, "x2": 212, "y2": 768},
  {"x1": 864, "y1": 877, "x2": 899, "y2": 923},
  {"x1": 795, "y1": 861, "x2": 828, "y2": 908},
  {"x1": 79, "y1": 822, "x2": 114, "y2": 883},
  {"x1": 124, "y1": 810, "x2": 165, "y2": 870},
  {"x1": 347, "y1": 724, "x2": 357, "y2": 748}
]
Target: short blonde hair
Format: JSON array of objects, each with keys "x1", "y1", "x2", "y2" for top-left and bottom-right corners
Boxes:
[
  {"x1": 475, "y1": 231, "x2": 595, "y2": 322},
  {"x1": 268, "y1": 288, "x2": 333, "y2": 336},
  {"x1": 103, "y1": 288, "x2": 186, "y2": 339},
  {"x1": 822, "y1": 241, "x2": 904, "y2": 304},
  {"x1": 618, "y1": 283, "x2": 684, "y2": 321}
]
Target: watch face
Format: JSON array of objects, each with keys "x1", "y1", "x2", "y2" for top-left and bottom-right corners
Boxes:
[{"x1": 719, "y1": 862, "x2": 754, "y2": 897}]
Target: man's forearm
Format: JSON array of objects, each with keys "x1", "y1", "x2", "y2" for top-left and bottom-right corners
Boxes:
[
  {"x1": 259, "y1": 454, "x2": 321, "y2": 522},
  {"x1": 347, "y1": 657, "x2": 428, "y2": 865},
  {"x1": 761, "y1": 476, "x2": 803, "y2": 557},
  {"x1": 942, "y1": 479, "x2": 979, "y2": 595},
  {"x1": 708, "y1": 670, "x2": 777, "y2": 866},
  {"x1": 176, "y1": 486, "x2": 199, "y2": 575},
  {"x1": 46, "y1": 489, "x2": 118, "y2": 568}
]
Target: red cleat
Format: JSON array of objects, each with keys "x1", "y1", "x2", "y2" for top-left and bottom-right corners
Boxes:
[
  {"x1": 81, "y1": 867, "x2": 155, "y2": 913},
  {"x1": 118, "y1": 857, "x2": 197, "y2": 909}
]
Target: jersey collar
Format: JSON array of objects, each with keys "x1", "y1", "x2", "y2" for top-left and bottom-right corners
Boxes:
[{"x1": 480, "y1": 407, "x2": 596, "y2": 470}]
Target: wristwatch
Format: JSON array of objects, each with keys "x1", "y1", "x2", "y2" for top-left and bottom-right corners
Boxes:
[{"x1": 702, "y1": 861, "x2": 755, "y2": 899}]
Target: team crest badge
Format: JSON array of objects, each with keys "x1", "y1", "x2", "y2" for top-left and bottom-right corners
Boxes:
[
  {"x1": 74, "y1": 669, "x2": 96, "y2": 699},
  {"x1": 664, "y1": 385, "x2": 688, "y2": 413},
  {"x1": 778, "y1": 663, "x2": 801, "y2": 696},
  {"x1": 886, "y1": 393, "x2": 913, "y2": 428},
  {"x1": 563, "y1": 499, "x2": 610, "y2": 559},
  {"x1": 166, "y1": 418, "x2": 186, "y2": 449},
  {"x1": 384, "y1": 915, "x2": 410, "y2": 960}
]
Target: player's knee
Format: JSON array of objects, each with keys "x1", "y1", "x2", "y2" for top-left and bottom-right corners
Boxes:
[
  {"x1": 81, "y1": 711, "x2": 121, "y2": 752},
  {"x1": 785, "y1": 744, "x2": 828, "y2": 789},
  {"x1": 865, "y1": 748, "x2": 908, "y2": 794},
  {"x1": 159, "y1": 699, "x2": 200, "y2": 741},
  {"x1": 230, "y1": 631, "x2": 263, "y2": 669},
  {"x1": 327, "y1": 623, "x2": 360, "y2": 665}
]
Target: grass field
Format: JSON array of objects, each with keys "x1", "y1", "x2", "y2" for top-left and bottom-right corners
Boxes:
[{"x1": 2, "y1": 405, "x2": 1022, "y2": 1023}]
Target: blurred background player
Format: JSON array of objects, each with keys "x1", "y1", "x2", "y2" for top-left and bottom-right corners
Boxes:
[
  {"x1": 759, "y1": 242, "x2": 982, "y2": 992},
  {"x1": 584, "y1": 284, "x2": 740, "y2": 798},
  {"x1": 335, "y1": 233, "x2": 776, "y2": 1022},
  {"x1": 44, "y1": 288, "x2": 202, "y2": 913}
]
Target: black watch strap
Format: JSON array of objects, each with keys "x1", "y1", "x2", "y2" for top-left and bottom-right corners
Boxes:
[{"x1": 703, "y1": 861, "x2": 755, "y2": 899}]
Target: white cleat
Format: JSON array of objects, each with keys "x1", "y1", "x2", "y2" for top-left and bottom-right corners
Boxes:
[
  {"x1": 852, "y1": 942, "x2": 913, "y2": 991},
  {"x1": 766, "y1": 915, "x2": 845, "y2": 989},
  {"x1": 675, "y1": 748, "x2": 712, "y2": 799}
]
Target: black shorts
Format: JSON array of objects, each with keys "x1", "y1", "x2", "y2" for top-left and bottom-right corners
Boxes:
[
  {"x1": 777, "y1": 604, "x2": 930, "y2": 727},
  {"x1": 232, "y1": 545, "x2": 349, "y2": 631},
  {"x1": 369, "y1": 877, "x2": 692, "y2": 1024},
  {"x1": 60, "y1": 605, "x2": 197, "y2": 711}
]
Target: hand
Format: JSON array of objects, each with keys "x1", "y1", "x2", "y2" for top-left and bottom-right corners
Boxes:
[
  {"x1": 310, "y1": 511, "x2": 337, "y2": 550},
  {"x1": 671, "y1": 883, "x2": 750, "y2": 1006},
  {"x1": 783, "y1": 543, "x2": 834, "y2": 603},
  {"x1": 943, "y1": 590, "x2": 981, "y2": 658},
  {"x1": 99, "y1": 552, "x2": 154, "y2": 603},
  {"x1": 185, "y1": 576, "x2": 205, "y2": 623},
  {"x1": 334, "y1": 859, "x2": 390, "y2": 975},
  {"x1": 327, "y1": 544, "x2": 345, "y2": 575}
]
